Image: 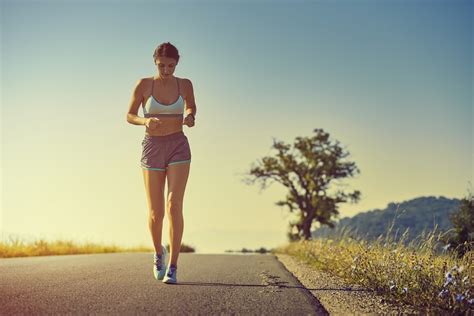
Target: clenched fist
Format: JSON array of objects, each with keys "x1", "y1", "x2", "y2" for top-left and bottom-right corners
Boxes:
[
  {"x1": 183, "y1": 114, "x2": 195, "y2": 127},
  {"x1": 145, "y1": 117, "x2": 162, "y2": 130}
]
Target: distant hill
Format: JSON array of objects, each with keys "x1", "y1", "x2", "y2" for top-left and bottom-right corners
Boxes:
[{"x1": 311, "y1": 196, "x2": 461, "y2": 244}]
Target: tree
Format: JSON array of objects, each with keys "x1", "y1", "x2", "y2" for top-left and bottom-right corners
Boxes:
[
  {"x1": 444, "y1": 188, "x2": 474, "y2": 258},
  {"x1": 243, "y1": 128, "x2": 361, "y2": 241}
]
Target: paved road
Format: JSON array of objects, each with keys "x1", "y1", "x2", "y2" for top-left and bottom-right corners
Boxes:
[{"x1": 0, "y1": 252, "x2": 328, "y2": 315}]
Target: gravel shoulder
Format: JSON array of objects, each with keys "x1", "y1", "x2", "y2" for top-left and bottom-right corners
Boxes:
[{"x1": 275, "y1": 253, "x2": 419, "y2": 315}]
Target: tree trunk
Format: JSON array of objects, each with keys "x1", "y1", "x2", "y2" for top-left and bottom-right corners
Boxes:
[
  {"x1": 302, "y1": 217, "x2": 312, "y2": 240},
  {"x1": 301, "y1": 207, "x2": 316, "y2": 240}
]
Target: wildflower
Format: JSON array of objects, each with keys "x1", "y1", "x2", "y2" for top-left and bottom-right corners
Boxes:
[
  {"x1": 438, "y1": 289, "x2": 449, "y2": 297},
  {"x1": 468, "y1": 298, "x2": 474, "y2": 304},
  {"x1": 388, "y1": 280, "x2": 396, "y2": 290},
  {"x1": 402, "y1": 287, "x2": 408, "y2": 294},
  {"x1": 456, "y1": 294, "x2": 464, "y2": 302},
  {"x1": 445, "y1": 271, "x2": 453, "y2": 283}
]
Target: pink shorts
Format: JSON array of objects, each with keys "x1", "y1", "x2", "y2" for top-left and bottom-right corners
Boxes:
[{"x1": 140, "y1": 131, "x2": 191, "y2": 171}]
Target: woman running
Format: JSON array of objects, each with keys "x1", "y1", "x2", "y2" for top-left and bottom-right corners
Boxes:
[{"x1": 126, "y1": 42, "x2": 197, "y2": 284}]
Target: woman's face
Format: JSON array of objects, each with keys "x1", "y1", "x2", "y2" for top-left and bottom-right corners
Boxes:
[{"x1": 155, "y1": 56, "x2": 177, "y2": 78}]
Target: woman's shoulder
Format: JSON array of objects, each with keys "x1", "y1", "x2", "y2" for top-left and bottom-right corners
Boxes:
[
  {"x1": 177, "y1": 77, "x2": 193, "y2": 88},
  {"x1": 179, "y1": 77, "x2": 192, "y2": 83},
  {"x1": 174, "y1": 76, "x2": 192, "y2": 88},
  {"x1": 135, "y1": 77, "x2": 153, "y2": 88}
]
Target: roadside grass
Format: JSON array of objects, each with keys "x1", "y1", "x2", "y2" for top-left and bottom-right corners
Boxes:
[
  {"x1": 0, "y1": 234, "x2": 195, "y2": 258},
  {"x1": 273, "y1": 207, "x2": 473, "y2": 315}
]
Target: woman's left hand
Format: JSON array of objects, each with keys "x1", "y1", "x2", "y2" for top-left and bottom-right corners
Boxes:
[{"x1": 183, "y1": 114, "x2": 195, "y2": 127}]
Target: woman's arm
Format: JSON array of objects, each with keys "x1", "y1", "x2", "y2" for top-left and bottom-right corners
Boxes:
[
  {"x1": 184, "y1": 78, "x2": 197, "y2": 118},
  {"x1": 126, "y1": 78, "x2": 148, "y2": 126}
]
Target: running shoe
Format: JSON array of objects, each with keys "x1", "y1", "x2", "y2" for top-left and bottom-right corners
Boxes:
[
  {"x1": 153, "y1": 245, "x2": 168, "y2": 280},
  {"x1": 163, "y1": 264, "x2": 177, "y2": 284}
]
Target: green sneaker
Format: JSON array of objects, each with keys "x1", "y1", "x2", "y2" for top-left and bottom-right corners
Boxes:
[
  {"x1": 163, "y1": 264, "x2": 177, "y2": 284},
  {"x1": 153, "y1": 245, "x2": 168, "y2": 280}
]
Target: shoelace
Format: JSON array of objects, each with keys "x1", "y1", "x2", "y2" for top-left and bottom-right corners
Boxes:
[
  {"x1": 167, "y1": 266, "x2": 176, "y2": 277},
  {"x1": 154, "y1": 255, "x2": 163, "y2": 270}
]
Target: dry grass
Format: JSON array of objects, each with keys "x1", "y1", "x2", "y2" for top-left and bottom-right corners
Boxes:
[
  {"x1": 0, "y1": 234, "x2": 195, "y2": 258},
  {"x1": 273, "y1": 208, "x2": 473, "y2": 314}
]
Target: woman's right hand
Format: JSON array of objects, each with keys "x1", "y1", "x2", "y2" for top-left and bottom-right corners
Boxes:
[{"x1": 145, "y1": 117, "x2": 162, "y2": 130}]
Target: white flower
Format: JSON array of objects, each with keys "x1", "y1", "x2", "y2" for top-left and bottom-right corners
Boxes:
[
  {"x1": 438, "y1": 289, "x2": 449, "y2": 297},
  {"x1": 402, "y1": 287, "x2": 408, "y2": 294},
  {"x1": 388, "y1": 280, "x2": 396, "y2": 290},
  {"x1": 443, "y1": 272, "x2": 453, "y2": 287},
  {"x1": 445, "y1": 271, "x2": 453, "y2": 281}
]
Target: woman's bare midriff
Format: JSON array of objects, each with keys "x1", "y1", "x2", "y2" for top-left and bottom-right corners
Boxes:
[{"x1": 145, "y1": 116, "x2": 183, "y2": 136}]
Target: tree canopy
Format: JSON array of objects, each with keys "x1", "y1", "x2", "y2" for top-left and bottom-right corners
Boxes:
[{"x1": 243, "y1": 128, "x2": 361, "y2": 240}]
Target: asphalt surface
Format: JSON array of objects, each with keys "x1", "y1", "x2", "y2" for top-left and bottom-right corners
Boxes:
[{"x1": 0, "y1": 252, "x2": 328, "y2": 315}]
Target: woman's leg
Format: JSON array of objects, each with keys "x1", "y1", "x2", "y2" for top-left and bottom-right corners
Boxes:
[
  {"x1": 165, "y1": 162, "x2": 190, "y2": 266},
  {"x1": 142, "y1": 168, "x2": 167, "y2": 255}
]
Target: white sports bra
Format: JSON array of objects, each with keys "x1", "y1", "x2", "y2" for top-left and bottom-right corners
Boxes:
[{"x1": 143, "y1": 77, "x2": 185, "y2": 118}]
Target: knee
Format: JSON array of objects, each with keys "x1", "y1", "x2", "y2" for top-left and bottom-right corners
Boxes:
[
  {"x1": 149, "y1": 209, "x2": 164, "y2": 222},
  {"x1": 167, "y1": 197, "x2": 183, "y2": 212},
  {"x1": 167, "y1": 191, "x2": 184, "y2": 206}
]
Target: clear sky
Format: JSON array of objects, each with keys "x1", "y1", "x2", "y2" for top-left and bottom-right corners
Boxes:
[{"x1": 1, "y1": 0, "x2": 472, "y2": 253}]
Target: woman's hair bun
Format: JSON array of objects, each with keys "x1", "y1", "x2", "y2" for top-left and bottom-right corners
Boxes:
[{"x1": 153, "y1": 42, "x2": 180, "y2": 63}]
